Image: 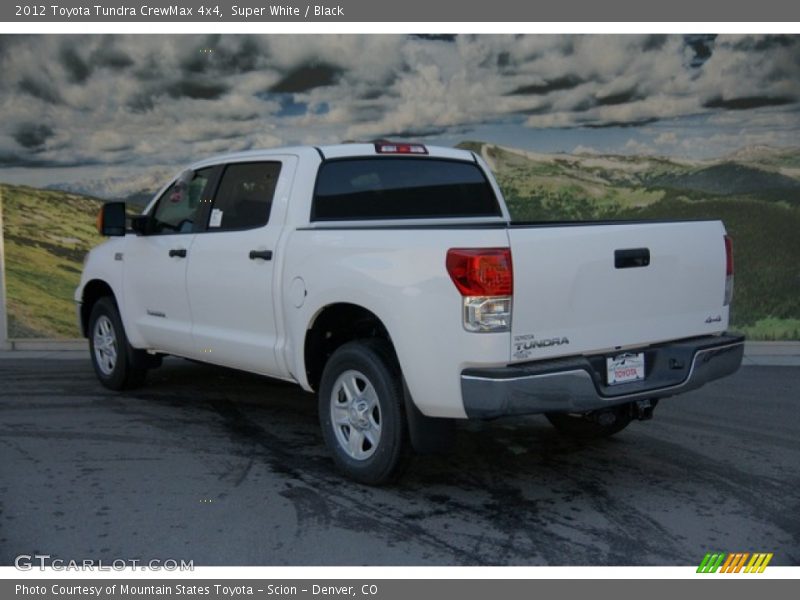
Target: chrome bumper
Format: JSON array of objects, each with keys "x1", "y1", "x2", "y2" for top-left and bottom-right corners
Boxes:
[{"x1": 461, "y1": 334, "x2": 744, "y2": 419}]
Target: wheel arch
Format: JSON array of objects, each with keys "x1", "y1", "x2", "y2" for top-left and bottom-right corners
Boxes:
[
  {"x1": 303, "y1": 302, "x2": 397, "y2": 392},
  {"x1": 79, "y1": 279, "x2": 117, "y2": 338}
]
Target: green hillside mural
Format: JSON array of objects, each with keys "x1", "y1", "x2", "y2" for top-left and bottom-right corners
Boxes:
[
  {"x1": 2, "y1": 142, "x2": 799, "y2": 339},
  {"x1": 1, "y1": 184, "x2": 103, "y2": 338},
  {"x1": 1, "y1": 34, "x2": 799, "y2": 339},
  {"x1": 465, "y1": 142, "x2": 800, "y2": 340}
]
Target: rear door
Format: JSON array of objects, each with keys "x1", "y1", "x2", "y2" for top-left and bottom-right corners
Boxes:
[
  {"x1": 508, "y1": 220, "x2": 729, "y2": 362},
  {"x1": 185, "y1": 157, "x2": 297, "y2": 377}
]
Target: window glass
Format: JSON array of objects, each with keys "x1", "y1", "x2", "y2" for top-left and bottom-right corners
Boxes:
[
  {"x1": 150, "y1": 168, "x2": 213, "y2": 234},
  {"x1": 208, "y1": 162, "x2": 282, "y2": 231},
  {"x1": 312, "y1": 158, "x2": 501, "y2": 221}
]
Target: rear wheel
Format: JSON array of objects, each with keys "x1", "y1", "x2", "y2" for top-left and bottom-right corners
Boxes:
[
  {"x1": 88, "y1": 297, "x2": 148, "y2": 390},
  {"x1": 545, "y1": 405, "x2": 633, "y2": 439},
  {"x1": 318, "y1": 340, "x2": 409, "y2": 485}
]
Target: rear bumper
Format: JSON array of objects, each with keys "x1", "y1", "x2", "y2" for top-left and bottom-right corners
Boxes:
[{"x1": 461, "y1": 333, "x2": 744, "y2": 419}]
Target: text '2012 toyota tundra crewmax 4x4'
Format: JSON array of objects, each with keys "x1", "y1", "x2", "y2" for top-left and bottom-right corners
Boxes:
[{"x1": 76, "y1": 142, "x2": 744, "y2": 484}]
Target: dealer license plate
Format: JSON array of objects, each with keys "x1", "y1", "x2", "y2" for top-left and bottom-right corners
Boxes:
[{"x1": 606, "y1": 352, "x2": 645, "y2": 385}]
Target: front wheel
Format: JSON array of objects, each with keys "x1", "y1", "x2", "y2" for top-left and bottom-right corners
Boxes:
[
  {"x1": 545, "y1": 405, "x2": 633, "y2": 439},
  {"x1": 318, "y1": 340, "x2": 409, "y2": 485},
  {"x1": 88, "y1": 297, "x2": 148, "y2": 390}
]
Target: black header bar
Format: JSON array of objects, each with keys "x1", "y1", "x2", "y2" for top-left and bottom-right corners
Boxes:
[{"x1": 3, "y1": 0, "x2": 800, "y2": 23}]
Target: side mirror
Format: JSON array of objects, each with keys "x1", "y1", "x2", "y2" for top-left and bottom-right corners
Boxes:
[
  {"x1": 96, "y1": 202, "x2": 126, "y2": 237},
  {"x1": 130, "y1": 215, "x2": 151, "y2": 235}
]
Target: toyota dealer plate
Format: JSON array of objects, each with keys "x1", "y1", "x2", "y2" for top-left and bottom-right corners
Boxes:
[{"x1": 606, "y1": 352, "x2": 645, "y2": 385}]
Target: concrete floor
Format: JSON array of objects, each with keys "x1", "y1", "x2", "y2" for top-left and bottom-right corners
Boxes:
[{"x1": 1, "y1": 357, "x2": 798, "y2": 565}]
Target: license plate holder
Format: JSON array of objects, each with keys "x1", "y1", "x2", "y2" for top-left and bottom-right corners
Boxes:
[{"x1": 606, "y1": 352, "x2": 645, "y2": 385}]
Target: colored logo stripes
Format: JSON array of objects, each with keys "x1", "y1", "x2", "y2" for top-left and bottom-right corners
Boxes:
[{"x1": 697, "y1": 552, "x2": 773, "y2": 573}]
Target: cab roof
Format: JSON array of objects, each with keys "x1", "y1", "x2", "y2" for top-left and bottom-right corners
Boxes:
[{"x1": 188, "y1": 143, "x2": 476, "y2": 171}]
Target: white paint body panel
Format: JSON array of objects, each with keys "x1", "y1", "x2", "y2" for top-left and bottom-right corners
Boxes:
[
  {"x1": 75, "y1": 237, "x2": 129, "y2": 334},
  {"x1": 122, "y1": 233, "x2": 196, "y2": 354},
  {"x1": 77, "y1": 143, "x2": 730, "y2": 420},
  {"x1": 281, "y1": 228, "x2": 512, "y2": 418},
  {"x1": 508, "y1": 220, "x2": 729, "y2": 362},
  {"x1": 184, "y1": 155, "x2": 297, "y2": 376}
]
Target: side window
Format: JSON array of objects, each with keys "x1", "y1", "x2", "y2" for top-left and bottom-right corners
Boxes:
[
  {"x1": 150, "y1": 167, "x2": 213, "y2": 234},
  {"x1": 207, "y1": 162, "x2": 282, "y2": 232}
]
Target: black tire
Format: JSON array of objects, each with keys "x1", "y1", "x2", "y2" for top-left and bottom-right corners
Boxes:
[
  {"x1": 545, "y1": 405, "x2": 633, "y2": 439},
  {"x1": 88, "y1": 296, "x2": 148, "y2": 390},
  {"x1": 318, "y1": 339, "x2": 409, "y2": 485}
]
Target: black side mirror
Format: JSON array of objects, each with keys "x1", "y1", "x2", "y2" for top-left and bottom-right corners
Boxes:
[
  {"x1": 130, "y1": 215, "x2": 151, "y2": 235},
  {"x1": 97, "y1": 202, "x2": 126, "y2": 237}
]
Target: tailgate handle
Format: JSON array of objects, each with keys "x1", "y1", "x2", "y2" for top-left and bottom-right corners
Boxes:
[{"x1": 615, "y1": 248, "x2": 650, "y2": 269}]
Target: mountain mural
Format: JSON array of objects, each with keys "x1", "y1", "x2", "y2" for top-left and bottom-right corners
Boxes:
[
  {"x1": 462, "y1": 142, "x2": 800, "y2": 340},
  {"x1": 2, "y1": 142, "x2": 800, "y2": 340}
]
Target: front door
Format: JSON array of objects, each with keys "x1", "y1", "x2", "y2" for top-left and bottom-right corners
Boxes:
[{"x1": 123, "y1": 167, "x2": 215, "y2": 354}]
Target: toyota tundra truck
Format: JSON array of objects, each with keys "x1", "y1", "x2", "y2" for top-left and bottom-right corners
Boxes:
[{"x1": 75, "y1": 142, "x2": 744, "y2": 484}]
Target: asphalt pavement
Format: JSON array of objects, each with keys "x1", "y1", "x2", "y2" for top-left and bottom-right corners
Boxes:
[{"x1": 1, "y1": 354, "x2": 798, "y2": 566}]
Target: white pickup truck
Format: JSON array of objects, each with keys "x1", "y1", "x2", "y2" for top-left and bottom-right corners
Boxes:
[{"x1": 76, "y1": 142, "x2": 744, "y2": 484}]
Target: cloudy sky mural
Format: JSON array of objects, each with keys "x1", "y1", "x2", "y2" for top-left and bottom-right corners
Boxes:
[{"x1": 1, "y1": 34, "x2": 799, "y2": 192}]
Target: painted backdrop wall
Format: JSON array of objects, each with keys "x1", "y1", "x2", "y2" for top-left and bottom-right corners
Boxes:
[{"x1": 1, "y1": 34, "x2": 798, "y2": 338}]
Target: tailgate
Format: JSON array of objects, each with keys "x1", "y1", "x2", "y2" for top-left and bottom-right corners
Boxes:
[{"x1": 508, "y1": 220, "x2": 729, "y2": 362}]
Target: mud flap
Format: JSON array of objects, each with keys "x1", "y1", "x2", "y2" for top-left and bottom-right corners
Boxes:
[
  {"x1": 402, "y1": 379, "x2": 455, "y2": 454},
  {"x1": 129, "y1": 347, "x2": 163, "y2": 370}
]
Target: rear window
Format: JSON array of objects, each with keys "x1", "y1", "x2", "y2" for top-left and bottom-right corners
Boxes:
[{"x1": 311, "y1": 158, "x2": 502, "y2": 221}]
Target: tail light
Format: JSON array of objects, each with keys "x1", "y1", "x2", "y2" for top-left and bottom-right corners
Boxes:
[
  {"x1": 446, "y1": 248, "x2": 513, "y2": 332},
  {"x1": 724, "y1": 235, "x2": 734, "y2": 306}
]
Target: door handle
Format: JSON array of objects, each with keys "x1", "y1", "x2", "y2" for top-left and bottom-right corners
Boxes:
[
  {"x1": 169, "y1": 248, "x2": 187, "y2": 258},
  {"x1": 249, "y1": 250, "x2": 273, "y2": 261},
  {"x1": 614, "y1": 248, "x2": 650, "y2": 269}
]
